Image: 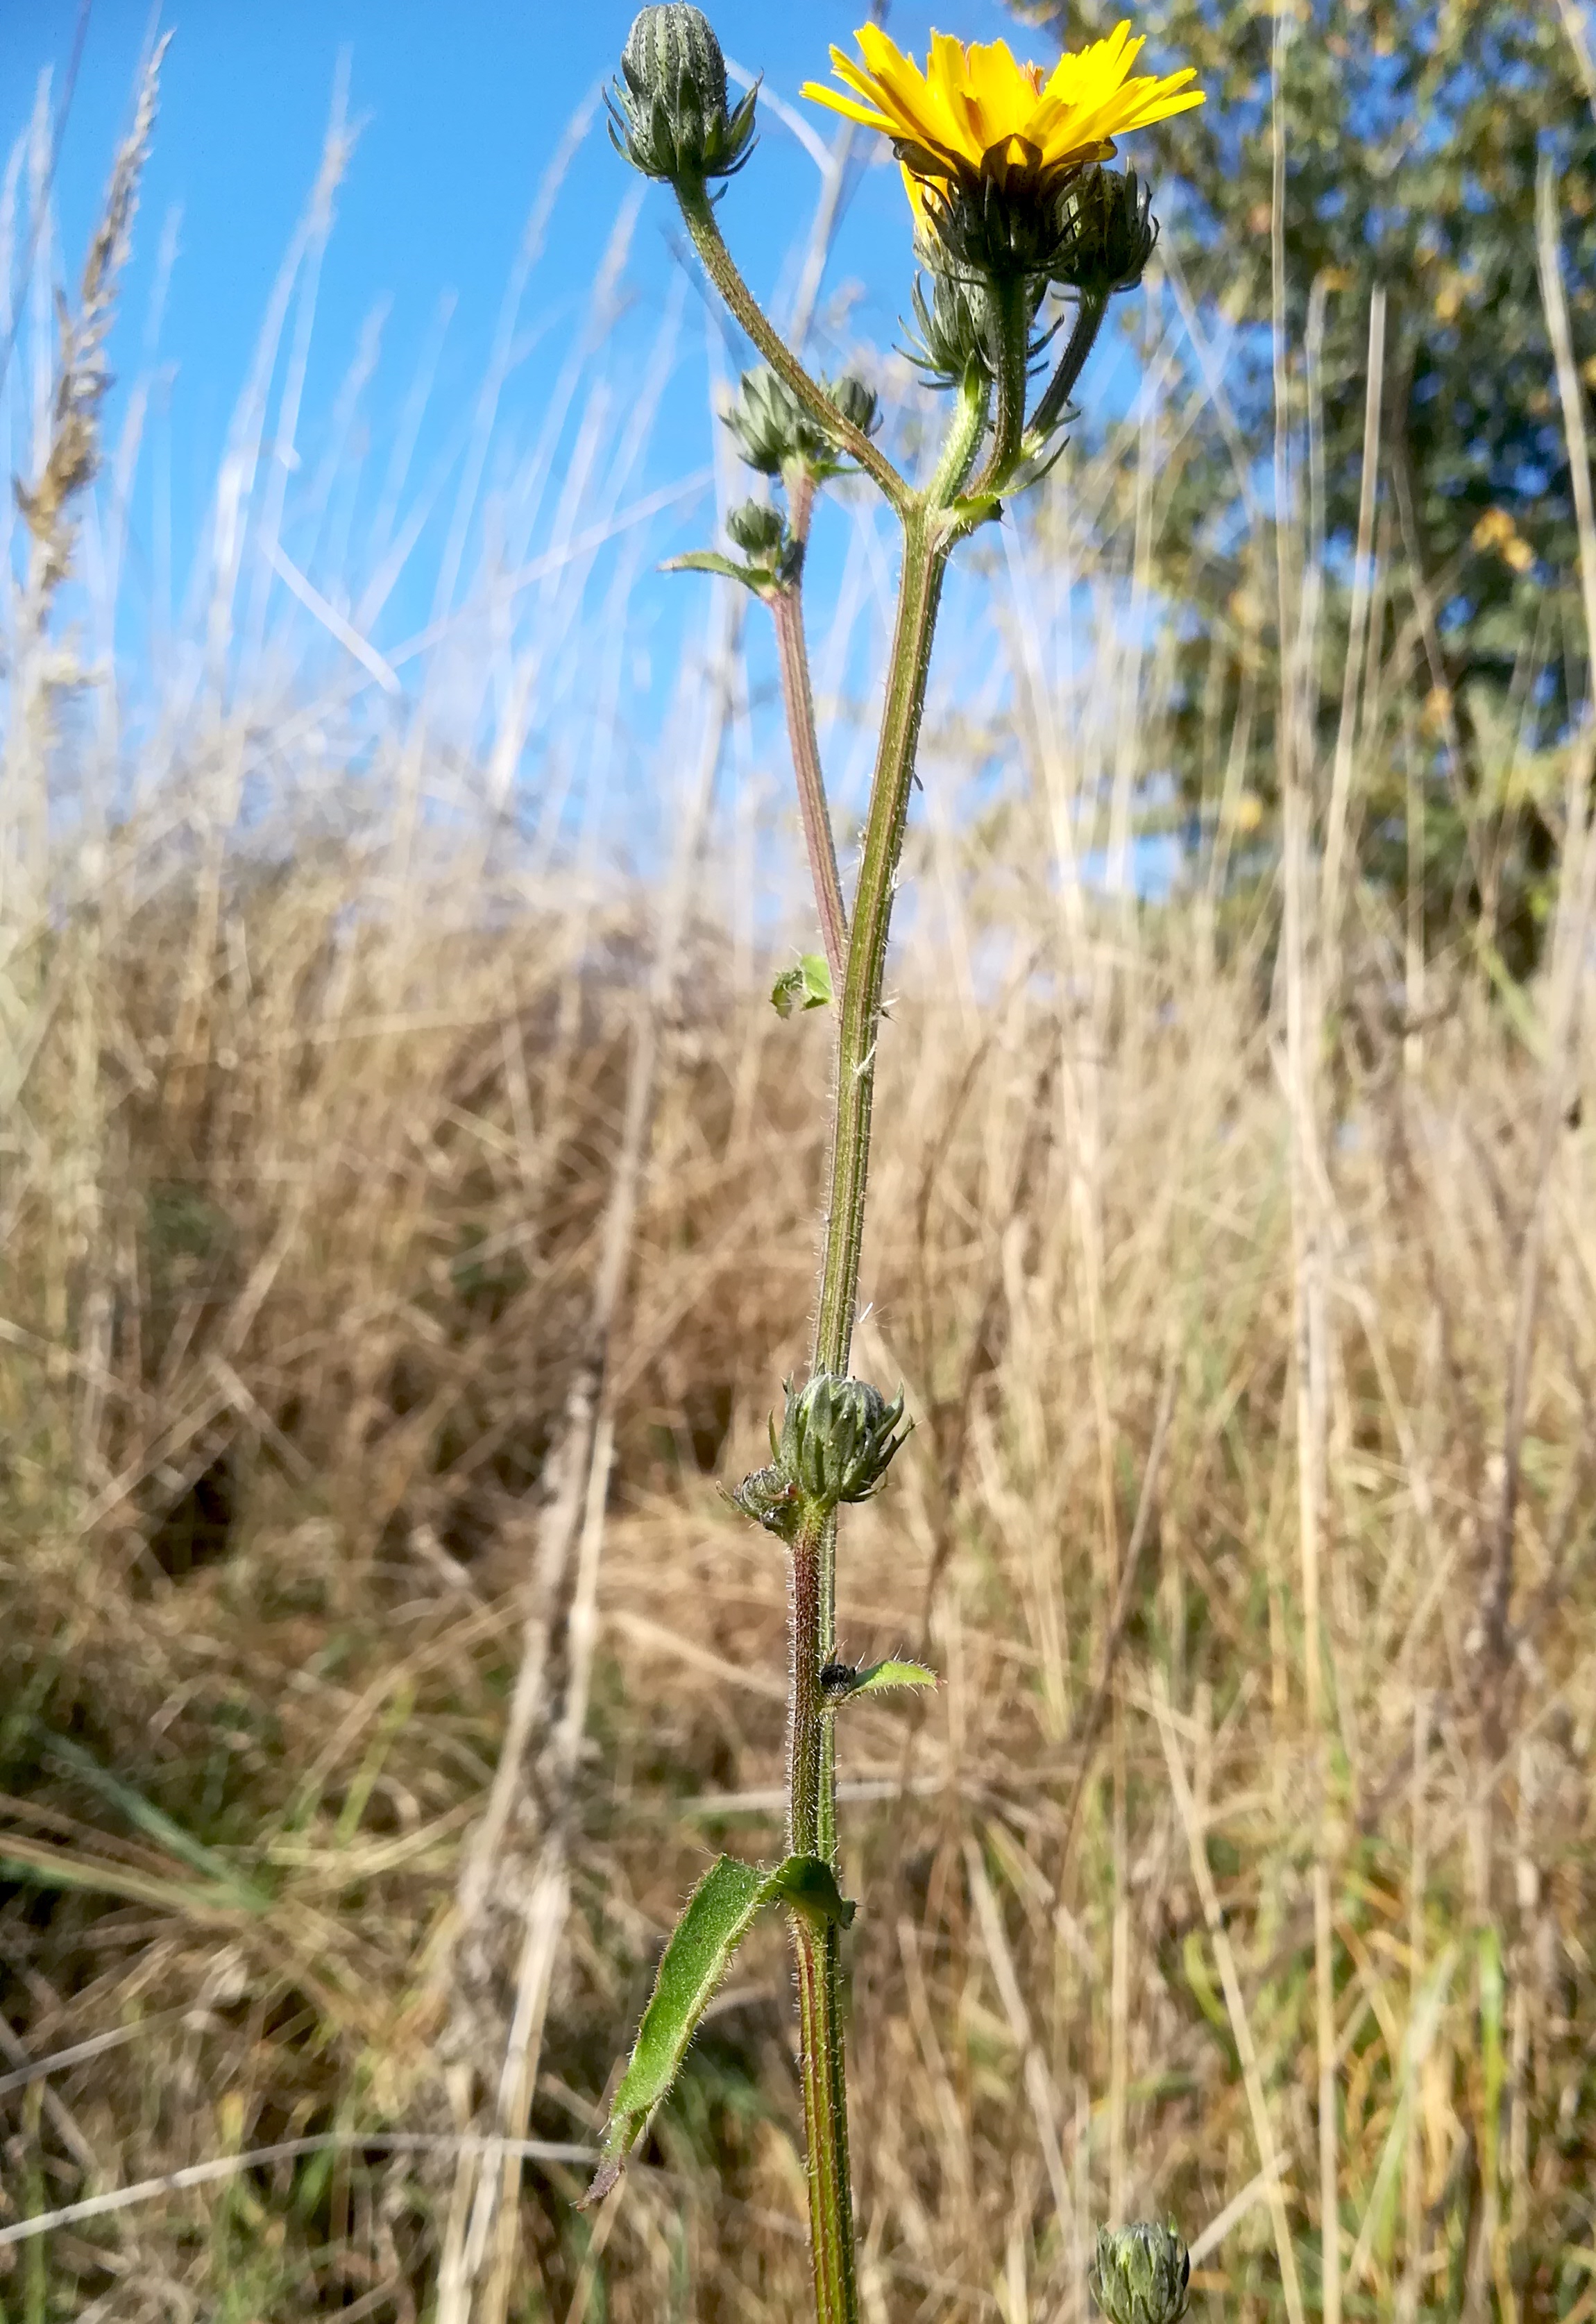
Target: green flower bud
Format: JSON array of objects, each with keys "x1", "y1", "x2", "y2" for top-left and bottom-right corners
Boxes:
[
  {"x1": 725, "y1": 498, "x2": 786, "y2": 558},
  {"x1": 724, "y1": 367, "x2": 827, "y2": 477},
  {"x1": 609, "y1": 6, "x2": 758, "y2": 188},
  {"x1": 724, "y1": 497, "x2": 803, "y2": 586},
  {"x1": 779, "y1": 1374, "x2": 909, "y2": 1510},
  {"x1": 829, "y1": 375, "x2": 882, "y2": 441},
  {"x1": 729, "y1": 1460, "x2": 802, "y2": 1541},
  {"x1": 724, "y1": 366, "x2": 879, "y2": 481},
  {"x1": 1052, "y1": 168, "x2": 1160, "y2": 298},
  {"x1": 1089, "y1": 2225, "x2": 1191, "y2": 2324},
  {"x1": 903, "y1": 267, "x2": 995, "y2": 390}
]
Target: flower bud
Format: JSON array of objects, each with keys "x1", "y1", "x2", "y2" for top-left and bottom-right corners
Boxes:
[
  {"x1": 903, "y1": 266, "x2": 995, "y2": 390},
  {"x1": 609, "y1": 6, "x2": 758, "y2": 187},
  {"x1": 829, "y1": 375, "x2": 881, "y2": 440},
  {"x1": 1089, "y1": 2224, "x2": 1191, "y2": 2324},
  {"x1": 730, "y1": 1460, "x2": 802, "y2": 1541},
  {"x1": 779, "y1": 1374, "x2": 909, "y2": 1510},
  {"x1": 725, "y1": 499, "x2": 786, "y2": 558},
  {"x1": 1052, "y1": 168, "x2": 1160, "y2": 298},
  {"x1": 724, "y1": 367, "x2": 826, "y2": 476},
  {"x1": 724, "y1": 497, "x2": 803, "y2": 586}
]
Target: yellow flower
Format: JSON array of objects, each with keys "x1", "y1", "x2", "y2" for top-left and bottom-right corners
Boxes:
[{"x1": 801, "y1": 22, "x2": 1203, "y2": 208}]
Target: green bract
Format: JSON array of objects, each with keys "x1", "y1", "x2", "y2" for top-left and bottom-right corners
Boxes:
[
  {"x1": 608, "y1": 4, "x2": 758, "y2": 187},
  {"x1": 919, "y1": 173, "x2": 1082, "y2": 286},
  {"x1": 1089, "y1": 2223, "x2": 1191, "y2": 2324}
]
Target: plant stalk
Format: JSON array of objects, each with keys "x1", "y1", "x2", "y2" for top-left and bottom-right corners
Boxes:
[
  {"x1": 774, "y1": 367, "x2": 988, "y2": 2324},
  {"x1": 774, "y1": 471, "x2": 849, "y2": 993},
  {"x1": 678, "y1": 186, "x2": 908, "y2": 512},
  {"x1": 967, "y1": 272, "x2": 1033, "y2": 500},
  {"x1": 1028, "y1": 289, "x2": 1109, "y2": 448}
]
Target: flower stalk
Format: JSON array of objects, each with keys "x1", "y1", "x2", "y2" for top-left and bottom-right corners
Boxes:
[
  {"x1": 772, "y1": 474, "x2": 850, "y2": 994},
  {"x1": 596, "y1": 14, "x2": 1202, "y2": 2317}
]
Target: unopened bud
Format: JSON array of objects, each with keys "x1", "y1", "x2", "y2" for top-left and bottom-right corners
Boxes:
[
  {"x1": 725, "y1": 497, "x2": 802, "y2": 585},
  {"x1": 829, "y1": 375, "x2": 881, "y2": 439},
  {"x1": 725, "y1": 499, "x2": 786, "y2": 558},
  {"x1": 1053, "y1": 168, "x2": 1159, "y2": 298},
  {"x1": 781, "y1": 1374, "x2": 908, "y2": 1510},
  {"x1": 1089, "y1": 2225, "x2": 1191, "y2": 2324},
  {"x1": 609, "y1": 6, "x2": 758, "y2": 188}
]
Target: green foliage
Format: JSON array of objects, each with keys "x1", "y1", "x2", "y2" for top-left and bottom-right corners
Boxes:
[
  {"x1": 584, "y1": 1852, "x2": 854, "y2": 2204},
  {"x1": 1016, "y1": 0, "x2": 1595, "y2": 957},
  {"x1": 770, "y1": 951, "x2": 833, "y2": 1017},
  {"x1": 819, "y1": 1657, "x2": 937, "y2": 1704}
]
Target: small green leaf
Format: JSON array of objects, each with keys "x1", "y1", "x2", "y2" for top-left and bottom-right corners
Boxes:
[
  {"x1": 583, "y1": 1851, "x2": 855, "y2": 2203},
  {"x1": 771, "y1": 952, "x2": 833, "y2": 1018},
  {"x1": 661, "y1": 549, "x2": 772, "y2": 596},
  {"x1": 828, "y1": 1658, "x2": 937, "y2": 1704}
]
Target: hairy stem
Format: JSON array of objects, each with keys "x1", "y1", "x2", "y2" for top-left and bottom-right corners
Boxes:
[
  {"x1": 967, "y1": 272, "x2": 1033, "y2": 500},
  {"x1": 1028, "y1": 289, "x2": 1109, "y2": 448},
  {"x1": 678, "y1": 185, "x2": 909, "y2": 512},
  {"x1": 773, "y1": 472, "x2": 849, "y2": 992},
  {"x1": 783, "y1": 351, "x2": 987, "y2": 2324},
  {"x1": 795, "y1": 1919, "x2": 856, "y2": 2324}
]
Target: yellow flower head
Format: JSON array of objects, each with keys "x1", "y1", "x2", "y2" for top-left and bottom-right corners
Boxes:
[{"x1": 802, "y1": 22, "x2": 1204, "y2": 210}]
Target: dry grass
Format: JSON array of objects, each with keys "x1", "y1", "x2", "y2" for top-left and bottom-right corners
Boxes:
[{"x1": 3, "y1": 41, "x2": 1596, "y2": 2324}]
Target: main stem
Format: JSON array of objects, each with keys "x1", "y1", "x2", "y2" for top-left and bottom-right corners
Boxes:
[
  {"x1": 781, "y1": 364, "x2": 985, "y2": 2324},
  {"x1": 788, "y1": 490, "x2": 965, "y2": 2324}
]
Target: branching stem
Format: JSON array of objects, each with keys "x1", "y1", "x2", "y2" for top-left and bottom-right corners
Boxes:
[{"x1": 678, "y1": 185, "x2": 910, "y2": 513}]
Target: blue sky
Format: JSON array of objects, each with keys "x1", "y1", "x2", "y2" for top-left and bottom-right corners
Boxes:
[
  {"x1": 3, "y1": 2, "x2": 1194, "y2": 901},
  {"x1": 5, "y1": 1, "x2": 1032, "y2": 603}
]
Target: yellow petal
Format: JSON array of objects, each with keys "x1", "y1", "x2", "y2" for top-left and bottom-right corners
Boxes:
[{"x1": 801, "y1": 80, "x2": 898, "y2": 131}]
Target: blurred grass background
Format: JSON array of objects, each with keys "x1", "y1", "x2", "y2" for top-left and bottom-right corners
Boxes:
[{"x1": 3, "y1": 5, "x2": 1596, "y2": 2321}]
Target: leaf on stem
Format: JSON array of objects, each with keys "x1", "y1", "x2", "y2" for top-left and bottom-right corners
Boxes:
[
  {"x1": 661, "y1": 549, "x2": 773, "y2": 596},
  {"x1": 581, "y1": 1850, "x2": 854, "y2": 2205},
  {"x1": 820, "y1": 1657, "x2": 937, "y2": 1706},
  {"x1": 771, "y1": 952, "x2": 833, "y2": 1018}
]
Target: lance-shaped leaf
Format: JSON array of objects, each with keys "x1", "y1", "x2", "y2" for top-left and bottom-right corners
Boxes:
[
  {"x1": 848, "y1": 1657, "x2": 936, "y2": 1699},
  {"x1": 662, "y1": 548, "x2": 773, "y2": 596},
  {"x1": 582, "y1": 1852, "x2": 853, "y2": 2205}
]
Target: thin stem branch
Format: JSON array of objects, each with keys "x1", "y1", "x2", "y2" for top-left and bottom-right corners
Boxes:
[
  {"x1": 773, "y1": 472, "x2": 849, "y2": 991},
  {"x1": 813, "y1": 511, "x2": 946, "y2": 1378},
  {"x1": 1027, "y1": 289, "x2": 1109, "y2": 448},
  {"x1": 678, "y1": 186, "x2": 910, "y2": 513},
  {"x1": 967, "y1": 273, "x2": 1033, "y2": 500}
]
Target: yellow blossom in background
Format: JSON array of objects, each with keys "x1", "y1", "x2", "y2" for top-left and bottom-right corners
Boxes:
[
  {"x1": 1471, "y1": 506, "x2": 1534, "y2": 576},
  {"x1": 801, "y1": 22, "x2": 1203, "y2": 212}
]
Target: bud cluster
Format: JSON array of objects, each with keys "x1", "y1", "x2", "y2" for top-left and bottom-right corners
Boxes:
[
  {"x1": 732, "y1": 1374, "x2": 910, "y2": 1541},
  {"x1": 609, "y1": 4, "x2": 758, "y2": 187},
  {"x1": 724, "y1": 366, "x2": 881, "y2": 483},
  {"x1": 906, "y1": 162, "x2": 1160, "y2": 399},
  {"x1": 1089, "y1": 2225, "x2": 1191, "y2": 2324}
]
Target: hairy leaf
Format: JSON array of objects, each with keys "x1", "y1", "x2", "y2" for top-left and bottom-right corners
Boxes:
[
  {"x1": 823, "y1": 1657, "x2": 937, "y2": 1705},
  {"x1": 583, "y1": 1852, "x2": 854, "y2": 2204}
]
